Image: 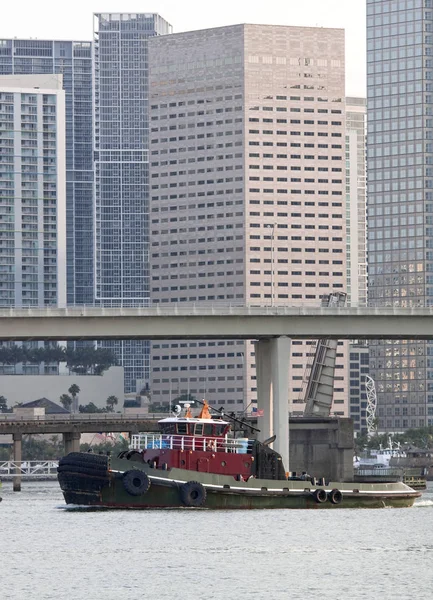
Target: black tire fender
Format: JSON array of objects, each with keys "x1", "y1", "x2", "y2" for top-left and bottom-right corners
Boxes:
[
  {"x1": 122, "y1": 470, "x2": 151, "y2": 496},
  {"x1": 57, "y1": 464, "x2": 108, "y2": 478},
  {"x1": 313, "y1": 488, "x2": 328, "y2": 504},
  {"x1": 180, "y1": 481, "x2": 207, "y2": 507},
  {"x1": 329, "y1": 488, "x2": 343, "y2": 505}
]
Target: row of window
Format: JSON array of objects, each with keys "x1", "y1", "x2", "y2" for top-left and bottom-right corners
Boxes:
[
  {"x1": 152, "y1": 94, "x2": 344, "y2": 107},
  {"x1": 152, "y1": 282, "x2": 344, "y2": 293},
  {"x1": 151, "y1": 200, "x2": 243, "y2": 212},
  {"x1": 249, "y1": 154, "x2": 343, "y2": 163},
  {"x1": 151, "y1": 147, "x2": 242, "y2": 156},
  {"x1": 249, "y1": 118, "x2": 342, "y2": 126}
]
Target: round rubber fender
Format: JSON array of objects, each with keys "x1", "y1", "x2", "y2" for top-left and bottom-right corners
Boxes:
[
  {"x1": 313, "y1": 488, "x2": 328, "y2": 504},
  {"x1": 122, "y1": 470, "x2": 151, "y2": 496},
  {"x1": 328, "y1": 488, "x2": 343, "y2": 505},
  {"x1": 180, "y1": 481, "x2": 207, "y2": 507}
]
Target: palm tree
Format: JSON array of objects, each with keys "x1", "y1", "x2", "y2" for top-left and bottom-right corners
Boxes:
[
  {"x1": 59, "y1": 394, "x2": 73, "y2": 411},
  {"x1": 68, "y1": 384, "x2": 80, "y2": 412},
  {"x1": 106, "y1": 395, "x2": 119, "y2": 413}
]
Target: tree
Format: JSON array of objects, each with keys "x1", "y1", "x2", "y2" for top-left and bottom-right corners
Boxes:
[
  {"x1": 65, "y1": 347, "x2": 117, "y2": 375},
  {"x1": 106, "y1": 395, "x2": 119, "y2": 413},
  {"x1": 79, "y1": 402, "x2": 106, "y2": 414},
  {"x1": 68, "y1": 384, "x2": 80, "y2": 412},
  {"x1": 0, "y1": 395, "x2": 7, "y2": 413},
  {"x1": 59, "y1": 394, "x2": 72, "y2": 411}
]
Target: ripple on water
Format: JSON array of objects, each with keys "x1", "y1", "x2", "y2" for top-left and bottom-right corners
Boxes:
[{"x1": 1, "y1": 480, "x2": 433, "y2": 600}]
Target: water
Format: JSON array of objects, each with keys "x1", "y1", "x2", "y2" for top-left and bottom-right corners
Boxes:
[{"x1": 1, "y1": 480, "x2": 433, "y2": 600}]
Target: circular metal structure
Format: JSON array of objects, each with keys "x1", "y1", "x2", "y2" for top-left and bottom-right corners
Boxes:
[{"x1": 365, "y1": 375, "x2": 377, "y2": 437}]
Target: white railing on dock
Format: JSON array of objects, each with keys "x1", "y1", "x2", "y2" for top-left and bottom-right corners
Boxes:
[
  {"x1": 130, "y1": 433, "x2": 253, "y2": 454},
  {"x1": 0, "y1": 460, "x2": 59, "y2": 478}
]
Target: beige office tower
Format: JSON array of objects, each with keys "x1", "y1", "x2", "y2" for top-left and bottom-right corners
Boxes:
[{"x1": 149, "y1": 24, "x2": 348, "y2": 416}]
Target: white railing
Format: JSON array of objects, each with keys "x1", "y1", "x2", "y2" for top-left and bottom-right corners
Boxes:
[
  {"x1": 0, "y1": 303, "x2": 432, "y2": 316},
  {"x1": 130, "y1": 433, "x2": 252, "y2": 454},
  {"x1": 0, "y1": 460, "x2": 58, "y2": 478}
]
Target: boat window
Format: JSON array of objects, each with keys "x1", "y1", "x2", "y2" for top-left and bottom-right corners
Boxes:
[
  {"x1": 177, "y1": 423, "x2": 188, "y2": 434},
  {"x1": 195, "y1": 424, "x2": 203, "y2": 435},
  {"x1": 161, "y1": 423, "x2": 176, "y2": 434},
  {"x1": 203, "y1": 424, "x2": 214, "y2": 436},
  {"x1": 215, "y1": 424, "x2": 226, "y2": 436}
]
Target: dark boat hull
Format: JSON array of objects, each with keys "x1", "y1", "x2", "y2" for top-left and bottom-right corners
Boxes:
[{"x1": 58, "y1": 453, "x2": 421, "y2": 510}]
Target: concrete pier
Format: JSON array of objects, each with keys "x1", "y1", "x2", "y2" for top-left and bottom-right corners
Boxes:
[
  {"x1": 271, "y1": 336, "x2": 291, "y2": 472},
  {"x1": 12, "y1": 432, "x2": 22, "y2": 492},
  {"x1": 254, "y1": 339, "x2": 272, "y2": 442},
  {"x1": 254, "y1": 336, "x2": 291, "y2": 472},
  {"x1": 63, "y1": 431, "x2": 81, "y2": 455}
]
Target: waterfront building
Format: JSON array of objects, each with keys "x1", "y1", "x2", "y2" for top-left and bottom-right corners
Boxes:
[
  {"x1": 148, "y1": 24, "x2": 348, "y2": 413},
  {"x1": 93, "y1": 13, "x2": 172, "y2": 393},
  {"x1": 349, "y1": 341, "x2": 370, "y2": 432},
  {"x1": 0, "y1": 74, "x2": 66, "y2": 374},
  {"x1": 0, "y1": 38, "x2": 93, "y2": 306},
  {"x1": 366, "y1": 0, "x2": 431, "y2": 429}
]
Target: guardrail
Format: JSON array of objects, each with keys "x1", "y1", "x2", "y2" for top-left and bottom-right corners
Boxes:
[
  {"x1": 0, "y1": 301, "x2": 428, "y2": 310},
  {"x1": 130, "y1": 433, "x2": 252, "y2": 454},
  {"x1": 0, "y1": 413, "x2": 168, "y2": 422},
  {"x1": 0, "y1": 304, "x2": 432, "y2": 316},
  {"x1": 0, "y1": 460, "x2": 58, "y2": 478}
]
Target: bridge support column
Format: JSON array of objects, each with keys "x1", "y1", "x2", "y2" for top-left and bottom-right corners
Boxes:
[
  {"x1": 13, "y1": 432, "x2": 22, "y2": 492},
  {"x1": 254, "y1": 339, "x2": 272, "y2": 442},
  {"x1": 270, "y1": 336, "x2": 291, "y2": 474},
  {"x1": 71, "y1": 431, "x2": 81, "y2": 453},
  {"x1": 63, "y1": 432, "x2": 72, "y2": 455}
]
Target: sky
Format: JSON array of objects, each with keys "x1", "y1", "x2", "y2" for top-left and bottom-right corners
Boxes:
[{"x1": 2, "y1": 0, "x2": 366, "y2": 97}]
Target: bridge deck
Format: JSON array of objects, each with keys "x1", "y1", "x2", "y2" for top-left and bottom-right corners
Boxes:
[{"x1": 0, "y1": 305, "x2": 432, "y2": 340}]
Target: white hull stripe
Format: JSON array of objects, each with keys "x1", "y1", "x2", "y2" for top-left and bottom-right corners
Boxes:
[{"x1": 109, "y1": 471, "x2": 416, "y2": 496}]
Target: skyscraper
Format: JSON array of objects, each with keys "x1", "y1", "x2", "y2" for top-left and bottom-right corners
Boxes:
[
  {"x1": 148, "y1": 24, "x2": 348, "y2": 413},
  {"x1": 367, "y1": 0, "x2": 431, "y2": 430},
  {"x1": 0, "y1": 74, "x2": 66, "y2": 308},
  {"x1": 93, "y1": 13, "x2": 172, "y2": 393},
  {"x1": 0, "y1": 38, "x2": 93, "y2": 305},
  {"x1": 346, "y1": 97, "x2": 367, "y2": 307}
]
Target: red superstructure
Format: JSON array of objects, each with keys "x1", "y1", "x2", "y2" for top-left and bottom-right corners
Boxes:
[{"x1": 130, "y1": 402, "x2": 254, "y2": 480}]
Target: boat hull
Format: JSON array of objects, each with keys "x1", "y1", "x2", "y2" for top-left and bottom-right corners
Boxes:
[{"x1": 58, "y1": 453, "x2": 421, "y2": 510}]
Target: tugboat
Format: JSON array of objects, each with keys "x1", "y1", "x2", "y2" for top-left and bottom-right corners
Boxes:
[{"x1": 57, "y1": 401, "x2": 421, "y2": 509}]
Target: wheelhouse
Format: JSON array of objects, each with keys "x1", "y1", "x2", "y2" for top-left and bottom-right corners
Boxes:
[{"x1": 158, "y1": 419, "x2": 230, "y2": 438}]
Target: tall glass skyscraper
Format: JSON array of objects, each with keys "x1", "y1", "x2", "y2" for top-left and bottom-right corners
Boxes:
[
  {"x1": 0, "y1": 38, "x2": 93, "y2": 305},
  {"x1": 93, "y1": 13, "x2": 172, "y2": 392},
  {"x1": 367, "y1": 0, "x2": 433, "y2": 430}
]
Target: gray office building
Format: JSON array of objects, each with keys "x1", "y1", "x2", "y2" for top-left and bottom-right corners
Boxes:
[
  {"x1": 367, "y1": 0, "x2": 433, "y2": 429},
  {"x1": 93, "y1": 13, "x2": 172, "y2": 392},
  {"x1": 0, "y1": 38, "x2": 93, "y2": 306}
]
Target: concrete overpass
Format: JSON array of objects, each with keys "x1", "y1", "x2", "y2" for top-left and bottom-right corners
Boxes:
[
  {"x1": 0, "y1": 304, "x2": 433, "y2": 340},
  {"x1": 2, "y1": 303, "x2": 433, "y2": 478}
]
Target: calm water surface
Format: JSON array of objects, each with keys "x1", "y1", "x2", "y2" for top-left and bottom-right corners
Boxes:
[{"x1": 1, "y1": 480, "x2": 432, "y2": 600}]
